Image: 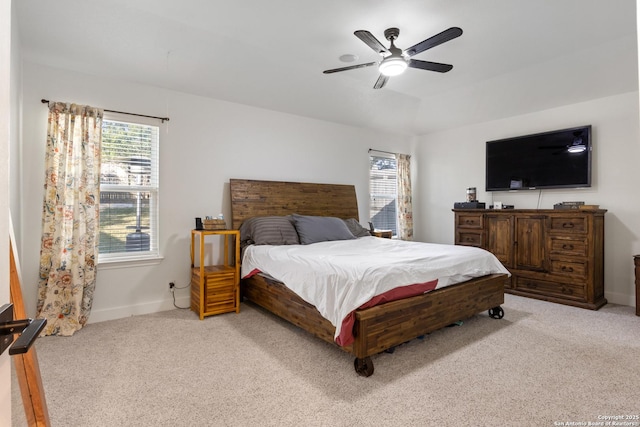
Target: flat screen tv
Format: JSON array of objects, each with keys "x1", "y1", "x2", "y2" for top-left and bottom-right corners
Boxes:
[{"x1": 486, "y1": 125, "x2": 592, "y2": 191}]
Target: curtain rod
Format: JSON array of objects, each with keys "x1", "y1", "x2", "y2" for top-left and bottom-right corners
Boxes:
[
  {"x1": 368, "y1": 148, "x2": 395, "y2": 155},
  {"x1": 41, "y1": 99, "x2": 170, "y2": 123}
]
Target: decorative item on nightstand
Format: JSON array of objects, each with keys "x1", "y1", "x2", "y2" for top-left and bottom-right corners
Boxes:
[
  {"x1": 202, "y1": 218, "x2": 226, "y2": 230},
  {"x1": 372, "y1": 230, "x2": 393, "y2": 239}
]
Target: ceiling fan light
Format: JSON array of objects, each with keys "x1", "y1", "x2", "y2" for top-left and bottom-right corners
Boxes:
[
  {"x1": 567, "y1": 144, "x2": 586, "y2": 153},
  {"x1": 379, "y1": 57, "x2": 408, "y2": 76}
]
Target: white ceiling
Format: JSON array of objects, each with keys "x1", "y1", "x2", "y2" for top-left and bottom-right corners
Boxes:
[{"x1": 16, "y1": 0, "x2": 638, "y2": 136}]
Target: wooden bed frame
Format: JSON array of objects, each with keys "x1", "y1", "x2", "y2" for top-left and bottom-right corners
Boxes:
[{"x1": 230, "y1": 179, "x2": 507, "y2": 376}]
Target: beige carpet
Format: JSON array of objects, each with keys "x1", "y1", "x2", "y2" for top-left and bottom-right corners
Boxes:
[{"x1": 12, "y1": 294, "x2": 640, "y2": 427}]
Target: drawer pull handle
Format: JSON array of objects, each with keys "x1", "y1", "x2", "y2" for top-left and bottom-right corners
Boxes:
[
  {"x1": 465, "y1": 220, "x2": 474, "y2": 224},
  {"x1": 561, "y1": 266, "x2": 574, "y2": 273},
  {"x1": 562, "y1": 244, "x2": 574, "y2": 250},
  {"x1": 562, "y1": 223, "x2": 574, "y2": 228}
]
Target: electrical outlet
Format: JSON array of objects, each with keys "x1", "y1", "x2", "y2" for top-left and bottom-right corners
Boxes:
[{"x1": 169, "y1": 282, "x2": 175, "y2": 291}]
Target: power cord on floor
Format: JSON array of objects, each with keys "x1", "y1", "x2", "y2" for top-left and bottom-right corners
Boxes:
[{"x1": 169, "y1": 282, "x2": 190, "y2": 309}]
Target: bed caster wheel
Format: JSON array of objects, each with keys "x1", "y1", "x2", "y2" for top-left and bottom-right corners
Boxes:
[
  {"x1": 488, "y1": 306, "x2": 504, "y2": 319},
  {"x1": 354, "y1": 357, "x2": 374, "y2": 377}
]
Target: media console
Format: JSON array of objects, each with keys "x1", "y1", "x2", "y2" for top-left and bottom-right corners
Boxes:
[{"x1": 453, "y1": 208, "x2": 606, "y2": 310}]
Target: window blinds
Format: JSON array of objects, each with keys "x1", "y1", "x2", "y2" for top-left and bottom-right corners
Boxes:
[
  {"x1": 369, "y1": 155, "x2": 397, "y2": 235},
  {"x1": 99, "y1": 119, "x2": 159, "y2": 260}
]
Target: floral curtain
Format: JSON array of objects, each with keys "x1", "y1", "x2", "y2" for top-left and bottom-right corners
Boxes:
[
  {"x1": 36, "y1": 102, "x2": 103, "y2": 336},
  {"x1": 396, "y1": 153, "x2": 413, "y2": 240}
]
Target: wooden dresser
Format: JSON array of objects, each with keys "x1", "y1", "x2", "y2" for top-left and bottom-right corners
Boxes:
[{"x1": 454, "y1": 209, "x2": 607, "y2": 310}]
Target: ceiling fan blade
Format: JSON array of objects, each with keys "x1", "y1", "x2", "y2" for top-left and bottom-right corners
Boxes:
[
  {"x1": 373, "y1": 74, "x2": 388, "y2": 89},
  {"x1": 408, "y1": 59, "x2": 453, "y2": 73},
  {"x1": 323, "y1": 62, "x2": 377, "y2": 74},
  {"x1": 404, "y1": 27, "x2": 463, "y2": 57},
  {"x1": 354, "y1": 30, "x2": 389, "y2": 55}
]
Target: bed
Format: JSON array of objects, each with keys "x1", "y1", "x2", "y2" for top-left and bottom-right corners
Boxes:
[{"x1": 230, "y1": 179, "x2": 509, "y2": 376}]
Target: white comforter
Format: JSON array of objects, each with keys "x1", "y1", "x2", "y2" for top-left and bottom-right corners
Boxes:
[{"x1": 241, "y1": 236, "x2": 509, "y2": 342}]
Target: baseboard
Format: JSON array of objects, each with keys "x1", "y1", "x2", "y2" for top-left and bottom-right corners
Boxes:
[
  {"x1": 87, "y1": 295, "x2": 191, "y2": 324},
  {"x1": 604, "y1": 290, "x2": 634, "y2": 307}
]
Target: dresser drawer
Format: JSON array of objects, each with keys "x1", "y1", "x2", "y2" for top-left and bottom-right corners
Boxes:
[
  {"x1": 548, "y1": 216, "x2": 587, "y2": 233},
  {"x1": 548, "y1": 236, "x2": 587, "y2": 257},
  {"x1": 549, "y1": 259, "x2": 587, "y2": 277},
  {"x1": 456, "y1": 213, "x2": 483, "y2": 229},
  {"x1": 514, "y1": 276, "x2": 585, "y2": 301},
  {"x1": 456, "y1": 231, "x2": 483, "y2": 247}
]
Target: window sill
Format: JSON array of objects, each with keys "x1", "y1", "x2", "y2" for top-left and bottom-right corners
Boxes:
[{"x1": 97, "y1": 254, "x2": 164, "y2": 270}]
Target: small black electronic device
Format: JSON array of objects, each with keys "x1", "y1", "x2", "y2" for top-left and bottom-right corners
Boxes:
[
  {"x1": 195, "y1": 217, "x2": 203, "y2": 230},
  {"x1": 453, "y1": 201, "x2": 486, "y2": 209},
  {"x1": 553, "y1": 201, "x2": 584, "y2": 210}
]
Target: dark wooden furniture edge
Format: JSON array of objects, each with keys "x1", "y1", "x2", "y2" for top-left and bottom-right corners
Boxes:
[
  {"x1": 230, "y1": 178, "x2": 359, "y2": 229},
  {"x1": 452, "y1": 208, "x2": 608, "y2": 214},
  {"x1": 242, "y1": 273, "x2": 506, "y2": 360},
  {"x1": 10, "y1": 238, "x2": 51, "y2": 426}
]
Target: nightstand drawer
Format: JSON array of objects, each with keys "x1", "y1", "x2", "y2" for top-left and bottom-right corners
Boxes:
[
  {"x1": 205, "y1": 288, "x2": 235, "y2": 304},
  {"x1": 205, "y1": 271, "x2": 235, "y2": 285},
  {"x1": 205, "y1": 298, "x2": 236, "y2": 313}
]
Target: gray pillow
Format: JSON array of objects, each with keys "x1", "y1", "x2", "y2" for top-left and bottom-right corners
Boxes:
[
  {"x1": 239, "y1": 216, "x2": 300, "y2": 247},
  {"x1": 343, "y1": 218, "x2": 372, "y2": 237},
  {"x1": 291, "y1": 214, "x2": 356, "y2": 245}
]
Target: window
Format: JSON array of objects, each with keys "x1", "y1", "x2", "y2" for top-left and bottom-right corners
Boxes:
[
  {"x1": 99, "y1": 116, "x2": 159, "y2": 262},
  {"x1": 369, "y1": 154, "x2": 397, "y2": 236}
]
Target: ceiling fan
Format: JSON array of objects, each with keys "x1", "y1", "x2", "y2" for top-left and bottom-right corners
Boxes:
[{"x1": 323, "y1": 26, "x2": 463, "y2": 89}]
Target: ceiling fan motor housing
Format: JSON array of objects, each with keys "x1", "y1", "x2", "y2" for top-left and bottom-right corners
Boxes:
[{"x1": 384, "y1": 28, "x2": 400, "y2": 41}]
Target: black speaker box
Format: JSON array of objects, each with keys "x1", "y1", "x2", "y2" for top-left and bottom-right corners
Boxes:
[{"x1": 453, "y1": 201, "x2": 486, "y2": 209}]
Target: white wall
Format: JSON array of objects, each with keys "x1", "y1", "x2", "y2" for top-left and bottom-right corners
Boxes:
[
  {"x1": 19, "y1": 61, "x2": 411, "y2": 321},
  {"x1": 413, "y1": 91, "x2": 640, "y2": 306}
]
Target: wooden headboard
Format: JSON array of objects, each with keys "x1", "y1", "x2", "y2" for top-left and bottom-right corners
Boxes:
[{"x1": 230, "y1": 179, "x2": 359, "y2": 229}]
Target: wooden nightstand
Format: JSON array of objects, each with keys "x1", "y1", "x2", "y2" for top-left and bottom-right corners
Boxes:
[
  {"x1": 372, "y1": 230, "x2": 393, "y2": 239},
  {"x1": 190, "y1": 229, "x2": 240, "y2": 319}
]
